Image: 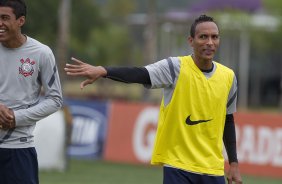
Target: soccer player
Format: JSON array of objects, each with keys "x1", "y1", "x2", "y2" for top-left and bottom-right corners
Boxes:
[
  {"x1": 0, "y1": 0, "x2": 63, "y2": 183},
  {"x1": 65, "y1": 15, "x2": 242, "y2": 184}
]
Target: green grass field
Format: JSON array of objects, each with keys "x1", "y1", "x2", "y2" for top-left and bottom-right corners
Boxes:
[{"x1": 39, "y1": 159, "x2": 282, "y2": 184}]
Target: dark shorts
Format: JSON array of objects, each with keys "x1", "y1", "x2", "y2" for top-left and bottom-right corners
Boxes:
[
  {"x1": 163, "y1": 166, "x2": 226, "y2": 184},
  {"x1": 0, "y1": 147, "x2": 39, "y2": 184}
]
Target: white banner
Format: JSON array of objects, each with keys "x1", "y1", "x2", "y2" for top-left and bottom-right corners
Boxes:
[{"x1": 34, "y1": 110, "x2": 67, "y2": 171}]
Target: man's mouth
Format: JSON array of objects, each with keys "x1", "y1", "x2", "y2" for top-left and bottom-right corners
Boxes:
[
  {"x1": 204, "y1": 49, "x2": 214, "y2": 55},
  {"x1": 0, "y1": 29, "x2": 6, "y2": 33}
]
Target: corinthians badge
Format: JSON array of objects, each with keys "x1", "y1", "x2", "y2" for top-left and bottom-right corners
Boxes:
[{"x1": 19, "y1": 58, "x2": 35, "y2": 77}]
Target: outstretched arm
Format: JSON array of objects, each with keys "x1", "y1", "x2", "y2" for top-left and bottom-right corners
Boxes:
[
  {"x1": 65, "y1": 57, "x2": 107, "y2": 89},
  {"x1": 65, "y1": 57, "x2": 151, "y2": 89}
]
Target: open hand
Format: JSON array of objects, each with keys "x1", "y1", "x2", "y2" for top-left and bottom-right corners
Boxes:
[{"x1": 64, "y1": 57, "x2": 107, "y2": 89}]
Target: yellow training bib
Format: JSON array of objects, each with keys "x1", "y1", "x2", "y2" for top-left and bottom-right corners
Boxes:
[{"x1": 151, "y1": 55, "x2": 234, "y2": 176}]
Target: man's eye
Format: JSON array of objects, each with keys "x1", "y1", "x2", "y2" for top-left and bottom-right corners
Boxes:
[
  {"x1": 200, "y1": 35, "x2": 207, "y2": 39},
  {"x1": 1, "y1": 16, "x2": 9, "y2": 21},
  {"x1": 212, "y1": 35, "x2": 219, "y2": 39}
]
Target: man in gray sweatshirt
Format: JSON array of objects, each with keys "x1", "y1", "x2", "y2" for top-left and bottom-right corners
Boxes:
[{"x1": 0, "y1": 0, "x2": 63, "y2": 183}]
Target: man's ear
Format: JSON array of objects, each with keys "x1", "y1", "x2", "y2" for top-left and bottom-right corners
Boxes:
[
  {"x1": 188, "y1": 36, "x2": 193, "y2": 47},
  {"x1": 18, "y1": 16, "x2": 26, "y2": 27}
]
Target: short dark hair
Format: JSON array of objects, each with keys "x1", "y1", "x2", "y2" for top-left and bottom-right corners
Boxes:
[
  {"x1": 190, "y1": 15, "x2": 218, "y2": 38},
  {"x1": 0, "y1": 0, "x2": 27, "y2": 19}
]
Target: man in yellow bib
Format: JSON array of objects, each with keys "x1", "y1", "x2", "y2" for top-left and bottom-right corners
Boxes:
[{"x1": 65, "y1": 15, "x2": 242, "y2": 184}]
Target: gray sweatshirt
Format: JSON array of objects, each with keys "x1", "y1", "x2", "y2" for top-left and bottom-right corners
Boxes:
[{"x1": 0, "y1": 36, "x2": 63, "y2": 148}]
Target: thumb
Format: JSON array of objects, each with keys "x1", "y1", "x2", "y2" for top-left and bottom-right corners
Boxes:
[{"x1": 80, "y1": 79, "x2": 93, "y2": 89}]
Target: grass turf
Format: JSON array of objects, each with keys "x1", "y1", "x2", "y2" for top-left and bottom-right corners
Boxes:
[{"x1": 39, "y1": 159, "x2": 282, "y2": 184}]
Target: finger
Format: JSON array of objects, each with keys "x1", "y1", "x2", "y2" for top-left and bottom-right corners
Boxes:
[
  {"x1": 227, "y1": 178, "x2": 232, "y2": 184},
  {"x1": 1, "y1": 121, "x2": 11, "y2": 130},
  {"x1": 65, "y1": 66, "x2": 85, "y2": 75},
  {"x1": 0, "y1": 124, "x2": 9, "y2": 130},
  {"x1": 71, "y1": 57, "x2": 85, "y2": 65},
  {"x1": 0, "y1": 112, "x2": 13, "y2": 122},
  {"x1": 65, "y1": 65, "x2": 89, "y2": 74},
  {"x1": 65, "y1": 63, "x2": 90, "y2": 74},
  {"x1": 0, "y1": 107, "x2": 12, "y2": 119},
  {"x1": 64, "y1": 67, "x2": 77, "y2": 73},
  {"x1": 4, "y1": 111, "x2": 13, "y2": 120},
  {"x1": 65, "y1": 63, "x2": 83, "y2": 69},
  {"x1": 0, "y1": 113, "x2": 5, "y2": 122},
  {"x1": 66, "y1": 71, "x2": 87, "y2": 77},
  {"x1": 64, "y1": 66, "x2": 84, "y2": 73}
]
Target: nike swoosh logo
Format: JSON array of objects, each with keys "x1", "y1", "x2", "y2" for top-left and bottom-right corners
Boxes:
[{"x1": 185, "y1": 115, "x2": 212, "y2": 125}]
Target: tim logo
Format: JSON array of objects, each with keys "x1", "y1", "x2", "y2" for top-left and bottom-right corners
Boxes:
[{"x1": 19, "y1": 58, "x2": 35, "y2": 77}]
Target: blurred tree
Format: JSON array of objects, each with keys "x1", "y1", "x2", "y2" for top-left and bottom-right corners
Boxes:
[
  {"x1": 105, "y1": 0, "x2": 135, "y2": 20},
  {"x1": 263, "y1": 0, "x2": 282, "y2": 15},
  {"x1": 135, "y1": 0, "x2": 197, "y2": 13},
  {"x1": 69, "y1": 0, "x2": 105, "y2": 63},
  {"x1": 70, "y1": 0, "x2": 137, "y2": 66},
  {"x1": 262, "y1": 0, "x2": 282, "y2": 109},
  {"x1": 250, "y1": 0, "x2": 282, "y2": 108},
  {"x1": 23, "y1": 0, "x2": 60, "y2": 48},
  {"x1": 23, "y1": 0, "x2": 137, "y2": 67},
  {"x1": 83, "y1": 24, "x2": 132, "y2": 66},
  {"x1": 251, "y1": 1, "x2": 281, "y2": 51}
]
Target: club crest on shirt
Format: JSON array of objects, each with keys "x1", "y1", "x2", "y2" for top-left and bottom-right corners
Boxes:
[{"x1": 19, "y1": 58, "x2": 35, "y2": 77}]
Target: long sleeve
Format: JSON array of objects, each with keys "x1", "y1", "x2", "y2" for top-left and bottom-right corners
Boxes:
[
  {"x1": 14, "y1": 48, "x2": 63, "y2": 126},
  {"x1": 223, "y1": 114, "x2": 238, "y2": 163},
  {"x1": 105, "y1": 66, "x2": 151, "y2": 85}
]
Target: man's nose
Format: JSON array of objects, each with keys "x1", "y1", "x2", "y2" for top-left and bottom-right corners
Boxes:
[{"x1": 207, "y1": 37, "x2": 213, "y2": 45}]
